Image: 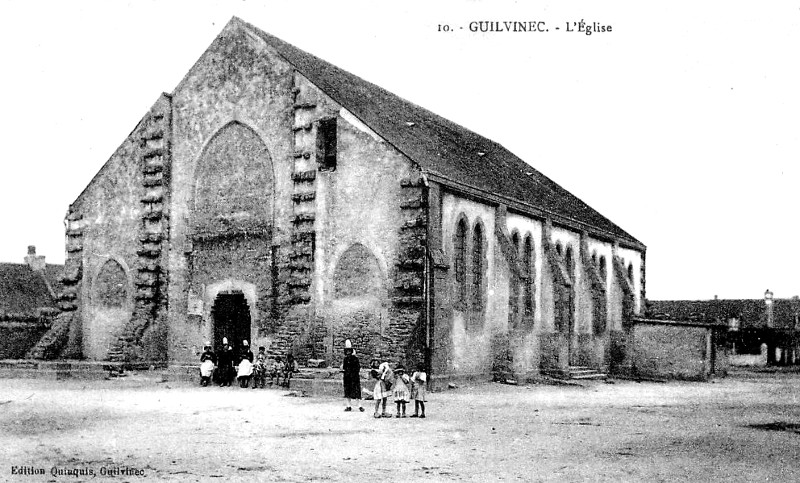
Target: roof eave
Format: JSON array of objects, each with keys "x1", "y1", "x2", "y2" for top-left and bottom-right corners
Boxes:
[{"x1": 424, "y1": 170, "x2": 646, "y2": 251}]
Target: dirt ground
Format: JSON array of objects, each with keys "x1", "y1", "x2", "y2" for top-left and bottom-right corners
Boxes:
[{"x1": 0, "y1": 371, "x2": 798, "y2": 482}]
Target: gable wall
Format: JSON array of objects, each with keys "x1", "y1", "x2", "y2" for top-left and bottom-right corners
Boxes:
[
  {"x1": 167, "y1": 23, "x2": 296, "y2": 362},
  {"x1": 68, "y1": 96, "x2": 171, "y2": 360},
  {"x1": 166, "y1": 23, "x2": 424, "y2": 366}
]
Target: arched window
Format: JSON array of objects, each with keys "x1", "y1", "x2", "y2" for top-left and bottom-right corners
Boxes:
[
  {"x1": 523, "y1": 234, "x2": 535, "y2": 319},
  {"x1": 598, "y1": 255, "x2": 607, "y2": 284},
  {"x1": 193, "y1": 122, "x2": 274, "y2": 234},
  {"x1": 565, "y1": 245, "x2": 575, "y2": 280},
  {"x1": 592, "y1": 254, "x2": 608, "y2": 335},
  {"x1": 453, "y1": 217, "x2": 468, "y2": 309},
  {"x1": 93, "y1": 259, "x2": 128, "y2": 308},
  {"x1": 627, "y1": 263, "x2": 634, "y2": 283},
  {"x1": 509, "y1": 231, "x2": 521, "y2": 328},
  {"x1": 555, "y1": 241, "x2": 563, "y2": 257},
  {"x1": 471, "y1": 222, "x2": 485, "y2": 312}
]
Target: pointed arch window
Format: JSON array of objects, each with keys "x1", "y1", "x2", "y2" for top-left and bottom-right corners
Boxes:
[
  {"x1": 598, "y1": 255, "x2": 607, "y2": 285},
  {"x1": 509, "y1": 231, "x2": 521, "y2": 328},
  {"x1": 524, "y1": 234, "x2": 535, "y2": 318},
  {"x1": 453, "y1": 217, "x2": 468, "y2": 309},
  {"x1": 471, "y1": 222, "x2": 486, "y2": 312},
  {"x1": 565, "y1": 245, "x2": 575, "y2": 281}
]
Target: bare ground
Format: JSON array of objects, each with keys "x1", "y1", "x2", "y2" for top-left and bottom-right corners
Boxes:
[{"x1": 0, "y1": 371, "x2": 798, "y2": 482}]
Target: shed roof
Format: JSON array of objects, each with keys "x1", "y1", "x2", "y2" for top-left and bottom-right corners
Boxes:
[{"x1": 236, "y1": 18, "x2": 643, "y2": 248}]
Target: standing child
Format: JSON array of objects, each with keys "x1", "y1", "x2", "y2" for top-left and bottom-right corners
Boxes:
[
  {"x1": 392, "y1": 365, "x2": 410, "y2": 418},
  {"x1": 370, "y1": 368, "x2": 390, "y2": 418},
  {"x1": 252, "y1": 347, "x2": 268, "y2": 389},
  {"x1": 409, "y1": 363, "x2": 428, "y2": 418},
  {"x1": 372, "y1": 359, "x2": 393, "y2": 417},
  {"x1": 378, "y1": 360, "x2": 395, "y2": 393}
]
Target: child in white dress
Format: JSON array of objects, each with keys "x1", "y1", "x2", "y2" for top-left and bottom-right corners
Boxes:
[
  {"x1": 392, "y1": 365, "x2": 411, "y2": 418},
  {"x1": 410, "y1": 363, "x2": 428, "y2": 418}
]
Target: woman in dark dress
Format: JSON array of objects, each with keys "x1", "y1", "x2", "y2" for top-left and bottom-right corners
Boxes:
[
  {"x1": 216, "y1": 337, "x2": 234, "y2": 387},
  {"x1": 342, "y1": 339, "x2": 364, "y2": 412}
]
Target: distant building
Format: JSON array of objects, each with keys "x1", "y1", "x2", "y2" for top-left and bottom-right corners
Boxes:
[
  {"x1": 0, "y1": 246, "x2": 62, "y2": 358},
  {"x1": 648, "y1": 293, "x2": 800, "y2": 366}
]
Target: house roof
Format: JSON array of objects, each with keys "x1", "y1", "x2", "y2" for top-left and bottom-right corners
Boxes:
[
  {"x1": 0, "y1": 263, "x2": 62, "y2": 315},
  {"x1": 648, "y1": 299, "x2": 800, "y2": 329},
  {"x1": 235, "y1": 18, "x2": 643, "y2": 248}
]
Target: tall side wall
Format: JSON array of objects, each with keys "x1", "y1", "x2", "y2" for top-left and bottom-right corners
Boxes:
[{"x1": 434, "y1": 188, "x2": 645, "y2": 379}]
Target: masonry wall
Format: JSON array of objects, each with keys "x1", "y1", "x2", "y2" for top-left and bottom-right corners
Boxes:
[
  {"x1": 68, "y1": 96, "x2": 172, "y2": 361},
  {"x1": 314, "y1": 104, "x2": 422, "y2": 367},
  {"x1": 440, "y1": 194, "x2": 501, "y2": 374},
  {"x1": 167, "y1": 22, "x2": 296, "y2": 362},
  {"x1": 166, "y1": 22, "x2": 424, "y2": 366},
  {"x1": 630, "y1": 322, "x2": 720, "y2": 380},
  {"x1": 504, "y1": 212, "x2": 544, "y2": 375},
  {"x1": 438, "y1": 189, "x2": 646, "y2": 378}
]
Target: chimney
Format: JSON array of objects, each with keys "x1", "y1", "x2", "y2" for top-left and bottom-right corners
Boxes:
[
  {"x1": 764, "y1": 289, "x2": 774, "y2": 328},
  {"x1": 24, "y1": 245, "x2": 46, "y2": 272}
]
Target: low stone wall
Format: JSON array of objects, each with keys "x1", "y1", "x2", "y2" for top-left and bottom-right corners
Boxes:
[{"x1": 628, "y1": 318, "x2": 727, "y2": 381}]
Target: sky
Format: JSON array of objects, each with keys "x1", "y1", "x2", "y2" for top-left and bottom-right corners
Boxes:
[{"x1": 0, "y1": 0, "x2": 797, "y2": 301}]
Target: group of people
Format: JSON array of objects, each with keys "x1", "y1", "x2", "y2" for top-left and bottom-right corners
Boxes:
[
  {"x1": 201, "y1": 337, "x2": 429, "y2": 419},
  {"x1": 341, "y1": 339, "x2": 428, "y2": 419},
  {"x1": 199, "y1": 337, "x2": 297, "y2": 389}
]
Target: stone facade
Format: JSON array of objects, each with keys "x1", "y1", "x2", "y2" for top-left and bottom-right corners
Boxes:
[{"x1": 31, "y1": 18, "x2": 646, "y2": 381}]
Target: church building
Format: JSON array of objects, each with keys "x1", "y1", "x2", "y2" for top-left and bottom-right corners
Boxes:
[{"x1": 30, "y1": 18, "x2": 646, "y2": 380}]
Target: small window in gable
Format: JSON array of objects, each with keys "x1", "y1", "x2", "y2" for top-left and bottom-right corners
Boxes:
[{"x1": 316, "y1": 117, "x2": 337, "y2": 171}]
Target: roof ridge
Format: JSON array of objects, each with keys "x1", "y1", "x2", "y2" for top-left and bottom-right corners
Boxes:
[{"x1": 228, "y1": 19, "x2": 641, "y2": 246}]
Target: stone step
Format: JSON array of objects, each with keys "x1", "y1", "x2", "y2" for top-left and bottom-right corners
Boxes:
[
  {"x1": 570, "y1": 372, "x2": 608, "y2": 380},
  {"x1": 567, "y1": 366, "x2": 607, "y2": 380},
  {"x1": 568, "y1": 369, "x2": 598, "y2": 375}
]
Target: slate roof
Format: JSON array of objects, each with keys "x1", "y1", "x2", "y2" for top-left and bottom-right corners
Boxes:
[
  {"x1": 236, "y1": 18, "x2": 643, "y2": 248},
  {"x1": 648, "y1": 299, "x2": 800, "y2": 329},
  {"x1": 0, "y1": 263, "x2": 61, "y2": 315}
]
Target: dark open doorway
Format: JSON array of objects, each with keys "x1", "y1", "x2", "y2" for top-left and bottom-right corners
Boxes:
[{"x1": 212, "y1": 291, "x2": 252, "y2": 354}]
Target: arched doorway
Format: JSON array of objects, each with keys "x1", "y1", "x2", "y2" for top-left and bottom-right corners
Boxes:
[{"x1": 212, "y1": 291, "x2": 252, "y2": 353}]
